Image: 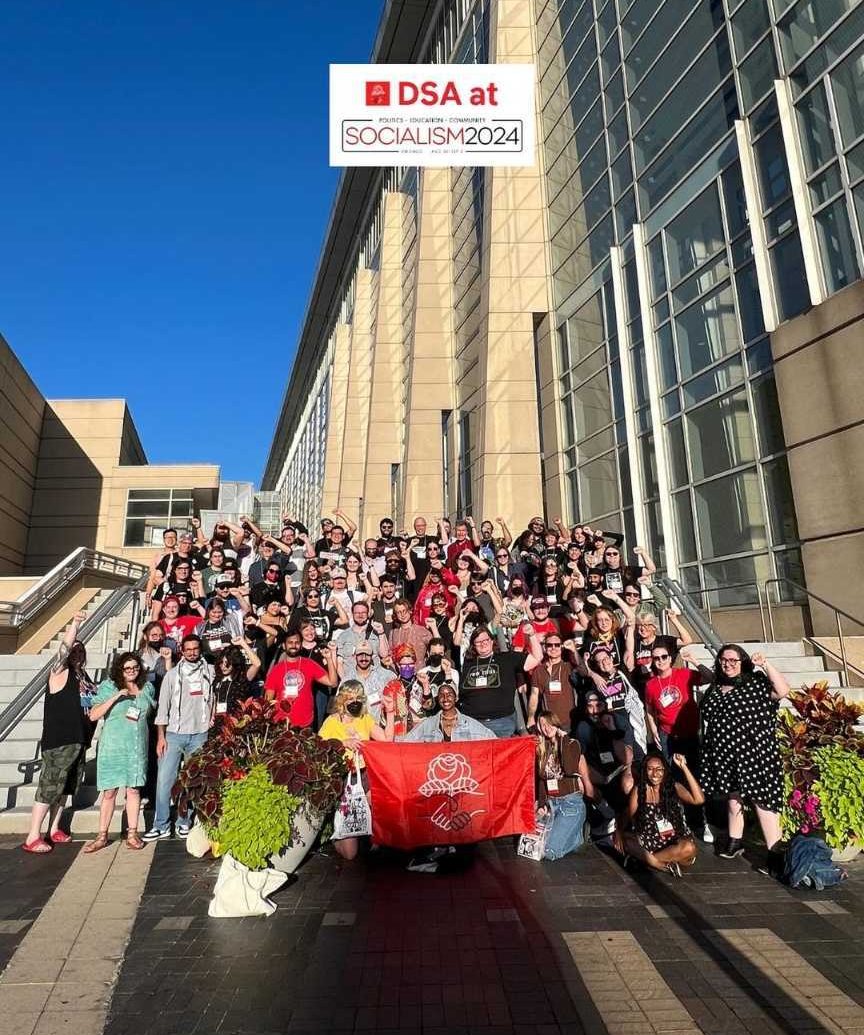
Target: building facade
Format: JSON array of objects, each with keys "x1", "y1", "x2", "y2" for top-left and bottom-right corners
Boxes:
[{"x1": 263, "y1": 0, "x2": 864, "y2": 620}]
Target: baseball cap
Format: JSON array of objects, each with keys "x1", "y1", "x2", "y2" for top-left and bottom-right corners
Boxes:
[
  {"x1": 215, "y1": 574, "x2": 234, "y2": 587},
  {"x1": 531, "y1": 595, "x2": 550, "y2": 606},
  {"x1": 179, "y1": 532, "x2": 194, "y2": 542},
  {"x1": 331, "y1": 567, "x2": 347, "y2": 578},
  {"x1": 353, "y1": 641, "x2": 373, "y2": 656}
]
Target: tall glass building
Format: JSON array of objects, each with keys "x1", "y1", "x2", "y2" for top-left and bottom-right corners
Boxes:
[{"x1": 263, "y1": 0, "x2": 864, "y2": 624}]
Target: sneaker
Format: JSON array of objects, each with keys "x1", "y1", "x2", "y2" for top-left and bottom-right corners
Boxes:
[
  {"x1": 176, "y1": 823, "x2": 191, "y2": 839},
  {"x1": 406, "y1": 859, "x2": 439, "y2": 874},
  {"x1": 142, "y1": 827, "x2": 170, "y2": 842},
  {"x1": 702, "y1": 825, "x2": 715, "y2": 844},
  {"x1": 719, "y1": 837, "x2": 744, "y2": 859}
]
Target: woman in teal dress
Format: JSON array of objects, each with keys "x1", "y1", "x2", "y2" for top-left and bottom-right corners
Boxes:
[{"x1": 84, "y1": 652, "x2": 155, "y2": 853}]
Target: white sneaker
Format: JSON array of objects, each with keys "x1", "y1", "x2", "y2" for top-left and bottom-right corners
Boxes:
[{"x1": 702, "y1": 825, "x2": 715, "y2": 844}]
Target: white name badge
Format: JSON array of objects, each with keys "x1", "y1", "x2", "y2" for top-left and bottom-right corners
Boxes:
[
  {"x1": 216, "y1": 701, "x2": 228, "y2": 715},
  {"x1": 125, "y1": 706, "x2": 141, "y2": 722},
  {"x1": 209, "y1": 639, "x2": 223, "y2": 653},
  {"x1": 656, "y1": 817, "x2": 675, "y2": 839},
  {"x1": 659, "y1": 689, "x2": 676, "y2": 708},
  {"x1": 548, "y1": 680, "x2": 562, "y2": 694},
  {"x1": 474, "y1": 675, "x2": 488, "y2": 688},
  {"x1": 600, "y1": 751, "x2": 614, "y2": 764},
  {"x1": 546, "y1": 594, "x2": 557, "y2": 603},
  {"x1": 366, "y1": 689, "x2": 382, "y2": 706},
  {"x1": 546, "y1": 778, "x2": 560, "y2": 795}
]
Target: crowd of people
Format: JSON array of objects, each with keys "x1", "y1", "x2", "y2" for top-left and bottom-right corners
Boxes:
[{"x1": 21, "y1": 510, "x2": 791, "y2": 877}]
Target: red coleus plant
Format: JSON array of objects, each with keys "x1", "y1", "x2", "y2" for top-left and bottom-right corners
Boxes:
[
  {"x1": 778, "y1": 682, "x2": 864, "y2": 796},
  {"x1": 173, "y1": 697, "x2": 348, "y2": 827}
]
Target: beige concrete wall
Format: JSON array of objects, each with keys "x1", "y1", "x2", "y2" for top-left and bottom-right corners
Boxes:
[
  {"x1": 472, "y1": 0, "x2": 552, "y2": 529},
  {"x1": 771, "y1": 279, "x2": 864, "y2": 634},
  {"x1": 321, "y1": 324, "x2": 352, "y2": 517},
  {"x1": 361, "y1": 191, "x2": 408, "y2": 533},
  {"x1": 0, "y1": 577, "x2": 41, "y2": 601},
  {"x1": 402, "y1": 168, "x2": 457, "y2": 523},
  {"x1": 0, "y1": 336, "x2": 45, "y2": 575}
]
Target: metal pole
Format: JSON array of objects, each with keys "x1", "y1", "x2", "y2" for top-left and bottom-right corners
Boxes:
[
  {"x1": 766, "y1": 580, "x2": 777, "y2": 643},
  {"x1": 755, "y1": 582, "x2": 767, "y2": 642},
  {"x1": 837, "y1": 611, "x2": 848, "y2": 687}
]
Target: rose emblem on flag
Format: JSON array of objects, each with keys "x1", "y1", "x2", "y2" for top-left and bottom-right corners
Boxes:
[{"x1": 418, "y1": 753, "x2": 484, "y2": 832}]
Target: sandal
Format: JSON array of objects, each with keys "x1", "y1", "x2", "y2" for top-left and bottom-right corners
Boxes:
[
  {"x1": 50, "y1": 830, "x2": 72, "y2": 844},
  {"x1": 126, "y1": 832, "x2": 144, "y2": 851},
  {"x1": 83, "y1": 832, "x2": 110, "y2": 854},
  {"x1": 22, "y1": 838, "x2": 53, "y2": 854}
]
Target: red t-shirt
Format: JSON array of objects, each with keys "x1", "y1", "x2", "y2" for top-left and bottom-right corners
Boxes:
[
  {"x1": 160, "y1": 615, "x2": 200, "y2": 642},
  {"x1": 446, "y1": 540, "x2": 473, "y2": 565},
  {"x1": 512, "y1": 618, "x2": 559, "y2": 650},
  {"x1": 264, "y1": 657, "x2": 325, "y2": 727},
  {"x1": 645, "y1": 668, "x2": 701, "y2": 738}
]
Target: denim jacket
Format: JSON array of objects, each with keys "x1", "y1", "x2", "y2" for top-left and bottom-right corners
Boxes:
[{"x1": 401, "y1": 711, "x2": 493, "y2": 742}]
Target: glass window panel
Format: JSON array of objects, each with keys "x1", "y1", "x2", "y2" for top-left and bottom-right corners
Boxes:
[
  {"x1": 648, "y1": 234, "x2": 667, "y2": 297},
  {"x1": 586, "y1": 211, "x2": 616, "y2": 268},
  {"x1": 654, "y1": 295, "x2": 670, "y2": 325},
  {"x1": 561, "y1": 395, "x2": 576, "y2": 447},
  {"x1": 766, "y1": 198, "x2": 797, "y2": 241},
  {"x1": 701, "y1": 554, "x2": 767, "y2": 606},
  {"x1": 731, "y1": 232, "x2": 754, "y2": 266},
  {"x1": 809, "y1": 162, "x2": 843, "y2": 206},
  {"x1": 682, "y1": 354, "x2": 745, "y2": 407},
  {"x1": 627, "y1": 0, "x2": 718, "y2": 90},
  {"x1": 656, "y1": 321, "x2": 678, "y2": 389},
  {"x1": 763, "y1": 455, "x2": 799, "y2": 545},
  {"x1": 128, "y1": 489, "x2": 171, "y2": 500},
  {"x1": 597, "y1": 0, "x2": 617, "y2": 47},
  {"x1": 662, "y1": 390, "x2": 682, "y2": 418},
  {"x1": 735, "y1": 262, "x2": 766, "y2": 343},
  {"x1": 666, "y1": 183, "x2": 725, "y2": 284},
  {"x1": 573, "y1": 370, "x2": 614, "y2": 438},
  {"x1": 573, "y1": 344, "x2": 607, "y2": 386},
  {"x1": 854, "y1": 182, "x2": 864, "y2": 247},
  {"x1": 746, "y1": 337, "x2": 772, "y2": 374},
  {"x1": 770, "y1": 231, "x2": 809, "y2": 320},
  {"x1": 124, "y1": 519, "x2": 147, "y2": 547},
  {"x1": 579, "y1": 425, "x2": 617, "y2": 460},
  {"x1": 562, "y1": 28, "x2": 600, "y2": 99},
  {"x1": 778, "y1": 0, "x2": 857, "y2": 70},
  {"x1": 738, "y1": 36, "x2": 779, "y2": 112},
  {"x1": 672, "y1": 490, "x2": 698, "y2": 562},
  {"x1": 667, "y1": 418, "x2": 689, "y2": 488},
  {"x1": 567, "y1": 292, "x2": 606, "y2": 360},
  {"x1": 610, "y1": 358, "x2": 625, "y2": 420},
  {"x1": 847, "y1": 139, "x2": 864, "y2": 183},
  {"x1": 579, "y1": 452, "x2": 621, "y2": 517},
  {"x1": 676, "y1": 255, "x2": 729, "y2": 312},
  {"x1": 788, "y1": 5, "x2": 864, "y2": 96},
  {"x1": 796, "y1": 82, "x2": 837, "y2": 174},
  {"x1": 815, "y1": 197, "x2": 862, "y2": 292},
  {"x1": 615, "y1": 187, "x2": 638, "y2": 240},
  {"x1": 675, "y1": 280, "x2": 740, "y2": 378},
  {"x1": 638, "y1": 80, "x2": 739, "y2": 211},
  {"x1": 126, "y1": 500, "x2": 170, "y2": 518},
  {"x1": 680, "y1": 563, "x2": 703, "y2": 596},
  {"x1": 686, "y1": 388, "x2": 756, "y2": 479},
  {"x1": 693, "y1": 469, "x2": 767, "y2": 558},
  {"x1": 565, "y1": 468, "x2": 579, "y2": 522},
  {"x1": 731, "y1": 0, "x2": 771, "y2": 59},
  {"x1": 774, "y1": 548, "x2": 806, "y2": 598},
  {"x1": 584, "y1": 175, "x2": 613, "y2": 230},
  {"x1": 639, "y1": 432, "x2": 658, "y2": 497},
  {"x1": 601, "y1": 34, "x2": 621, "y2": 86},
  {"x1": 751, "y1": 371, "x2": 786, "y2": 456},
  {"x1": 620, "y1": 0, "x2": 657, "y2": 53},
  {"x1": 608, "y1": 108, "x2": 630, "y2": 158},
  {"x1": 610, "y1": 149, "x2": 632, "y2": 199},
  {"x1": 723, "y1": 160, "x2": 749, "y2": 238},
  {"x1": 605, "y1": 67, "x2": 625, "y2": 114},
  {"x1": 755, "y1": 123, "x2": 791, "y2": 208}
]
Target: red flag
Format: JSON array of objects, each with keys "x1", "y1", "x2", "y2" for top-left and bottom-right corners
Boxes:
[{"x1": 361, "y1": 738, "x2": 536, "y2": 849}]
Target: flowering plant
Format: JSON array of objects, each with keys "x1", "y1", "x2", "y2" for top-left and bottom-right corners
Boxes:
[
  {"x1": 174, "y1": 698, "x2": 348, "y2": 868},
  {"x1": 778, "y1": 683, "x2": 864, "y2": 845}
]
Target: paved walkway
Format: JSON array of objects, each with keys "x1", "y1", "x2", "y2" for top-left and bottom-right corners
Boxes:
[{"x1": 1, "y1": 834, "x2": 863, "y2": 1035}]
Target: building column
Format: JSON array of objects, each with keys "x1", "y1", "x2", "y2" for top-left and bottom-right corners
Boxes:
[
  {"x1": 320, "y1": 323, "x2": 352, "y2": 517},
  {"x1": 473, "y1": 0, "x2": 552, "y2": 529},
  {"x1": 338, "y1": 268, "x2": 377, "y2": 530},
  {"x1": 360, "y1": 191, "x2": 407, "y2": 535},
  {"x1": 402, "y1": 169, "x2": 457, "y2": 526}
]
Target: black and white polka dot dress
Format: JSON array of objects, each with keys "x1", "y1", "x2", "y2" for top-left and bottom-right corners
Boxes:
[{"x1": 700, "y1": 672, "x2": 784, "y2": 812}]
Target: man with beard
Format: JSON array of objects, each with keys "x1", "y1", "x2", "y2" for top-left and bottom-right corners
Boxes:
[{"x1": 264, "y1": 630, "x2": 338, "y2": 730}]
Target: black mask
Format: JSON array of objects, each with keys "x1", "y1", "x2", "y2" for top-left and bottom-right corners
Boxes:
[
  {"x1": 346, "y1": 701, "x2": 364, "y2": 717},
  {"x1": 427, "y1": 655, "x2": 442, "y2": 669}
]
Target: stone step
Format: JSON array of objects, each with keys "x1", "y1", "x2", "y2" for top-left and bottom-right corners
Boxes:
[
  {"x1": 0, "y1": 736, "x2": 44, "y2": 761},
  {"x1": 0, "y1": 799, "x2": 128, "y2": 835},
  {"x1": 687, "y1": 641, "x2": 807, "y2": 657},
  {"x1": 0, "y1": 757, "x2": 42, "y2": 784}
]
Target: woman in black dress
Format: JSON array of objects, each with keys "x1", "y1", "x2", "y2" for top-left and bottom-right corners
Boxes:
[{"x1": 700, "y1": 644, "x2": 790, "y2": 859}]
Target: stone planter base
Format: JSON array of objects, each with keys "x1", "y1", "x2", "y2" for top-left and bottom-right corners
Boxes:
[
  {"x1": 831, "y1": 841, "x2": 861, "y2": 863},
  {"x1": 269, "y1": 808, "x2": 323, "y2": 874},
  {"x1": 208, "y1": 853, "x2": 288, "y2": 917}
]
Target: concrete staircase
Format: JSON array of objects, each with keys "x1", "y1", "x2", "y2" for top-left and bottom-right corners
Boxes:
[
  {"x1": 688, "y1": 640, "x2": 863, "y2": 702},
  {"x1": 0, "y1": 590, "x2": 139, "y2": 834}
]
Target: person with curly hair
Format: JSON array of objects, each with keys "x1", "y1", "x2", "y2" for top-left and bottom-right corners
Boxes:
[
  {"x1": 84, "y1": 651, "x2": 156, "y2": 852},
  {"x1": 617, "y1": 751, "x2": 704, "y2": 876}
]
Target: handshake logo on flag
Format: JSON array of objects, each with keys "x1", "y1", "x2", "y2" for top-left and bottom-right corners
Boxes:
[{"x1": 419, "y1": 753, "x2": 485, "y2": 832}]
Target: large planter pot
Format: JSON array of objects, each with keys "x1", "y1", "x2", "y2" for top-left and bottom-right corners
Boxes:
[
  {"x1": 269, "y1": 806, "x2": 323, "y2": 874},
  {"x1": 208, "y1": 853, "x2": 289, "y2": 918},
  {"x1": 831, "y1": 841, "x2": 861, "y2": 864}
]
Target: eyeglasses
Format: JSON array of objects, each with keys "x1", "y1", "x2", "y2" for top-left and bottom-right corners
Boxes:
[
  {"x1": 545, "y1": 641, "x2": 562, "y2": 648},
  {"x1": 122, "y1": 664, "x2": 140, "y2": 672},
  {"x1": 605, "y1": 550, "x2": 619, "y2": 556},
  {"x1": 651, "y1": 654, "x2": 670, "y2": 662},
  {"x1": 496, "y1": 553, "x2": 509, "y2": 559},
  {"x1": 624, "y1": 591, "x2": 640, "y2": 597},
  {"x1": 306, "y1": 592, "x2": 320, "y2": 598},
  {"x1": 719, "y1": 656, "x2": 741, "y2": 665}
]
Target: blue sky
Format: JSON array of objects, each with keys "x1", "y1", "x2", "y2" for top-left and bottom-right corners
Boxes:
[{"x1": 0, "y1": 1, "x2": 381, "y2": 483}]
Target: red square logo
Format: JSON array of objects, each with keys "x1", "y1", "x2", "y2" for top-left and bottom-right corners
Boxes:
[{"x1": 365, "y1": 81, "x2": 390, "y2": 106}]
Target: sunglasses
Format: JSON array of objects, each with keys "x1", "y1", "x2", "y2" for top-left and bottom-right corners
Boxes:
[
  {"x1": 545, "y1": 641, "x2": 562, "y2": 648},
  {"x1": 652, "y1": 654, "x2": 670, "y2": 662}
]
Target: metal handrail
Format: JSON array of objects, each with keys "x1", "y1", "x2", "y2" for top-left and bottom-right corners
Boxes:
[
  {"x1": 0, "y1": 548, "x2": 147, "y2": 630},
  {"x1": 764, "y1": 578, "x2": 864, "y2": 689},
  {"x1": 673, "y1": 580, "x2": 770, "y2": 641},
  {"x1": 0, "y1": 576, "x2": 146, "y2": 744},
  {"x1": 651, "y1": 574, "x2": 723, "y2": 654}
]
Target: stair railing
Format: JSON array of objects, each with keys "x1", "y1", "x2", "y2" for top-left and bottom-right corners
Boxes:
[
  {"x1": 0, "y1": 548, "x2": 147, "y2": 630},
  {"x1": 650, "y1": 574, "x2": 724, "y2": 655},
  {"x1": 0, "y1": 577, "x2": 146, "y2": 745}
]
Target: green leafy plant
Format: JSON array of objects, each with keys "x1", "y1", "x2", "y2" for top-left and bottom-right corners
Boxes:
[
  {"x1": 174, "y1": 698, "x2": 349, "y2": 867},
  {"x1": 811, "y1": 745, "x2": 864, "y2": 851},
  {"x1": 214, "y1": 764, "x2": 301, "y2": 870}
]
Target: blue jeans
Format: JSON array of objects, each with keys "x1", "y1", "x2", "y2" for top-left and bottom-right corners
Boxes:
[
  {"x1": 153, "y1": 731, "x2": 208, "y2": 831},
  {"x1": 544, "y1": 792, "x2": 587, "y2": 860},
  {"x1": 480, "y1": 713, "x2": 517, "y2": 738}
]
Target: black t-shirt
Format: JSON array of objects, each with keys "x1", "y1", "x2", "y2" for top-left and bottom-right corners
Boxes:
[
  {"x1": 633, "y1": 633, "x2": 678, "y2": 686},
  {"x1": 377, "y1": 535, "x2": 400, "y2": 555},
  {"x1": 459, "y1": 650, "x2": 525, "y2": 721},
  {"x1": 408, "y1": 534, "x2": 441, "y2": 560},
  {"x1": 42, "y1": 668, "x2": 88, "y2": 750},
  {"x1": 601, "y1": 565, "x2": 643, "y2": 594},
  {"x1": 153, "y1": 579, "x2": 196, "y2": 612},
  {"x1": 317, "y1": 544, "x2": 351, "y2": 567},
  {"x1": 293, "y1": 606, "x2": 338, "y2": 644},
  {"x1": 250, "y1": 580, "x2": 284, "y2": 610}
]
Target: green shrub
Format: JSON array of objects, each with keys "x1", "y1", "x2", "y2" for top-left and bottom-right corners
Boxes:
[
  {"x1": 215, "y1": 764, "x2": 301, "y2": 870},
  {"x1": 811, "y1": 746, "x2": 864, "y2": 851}
]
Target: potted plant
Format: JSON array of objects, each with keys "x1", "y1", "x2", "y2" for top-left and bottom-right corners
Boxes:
[
  {"x1": 174, "y1": 698, "x2": 348, "y2": 915},
  {"x1": 778, "y1": 683, "x2": 864, "y2": 861}
]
